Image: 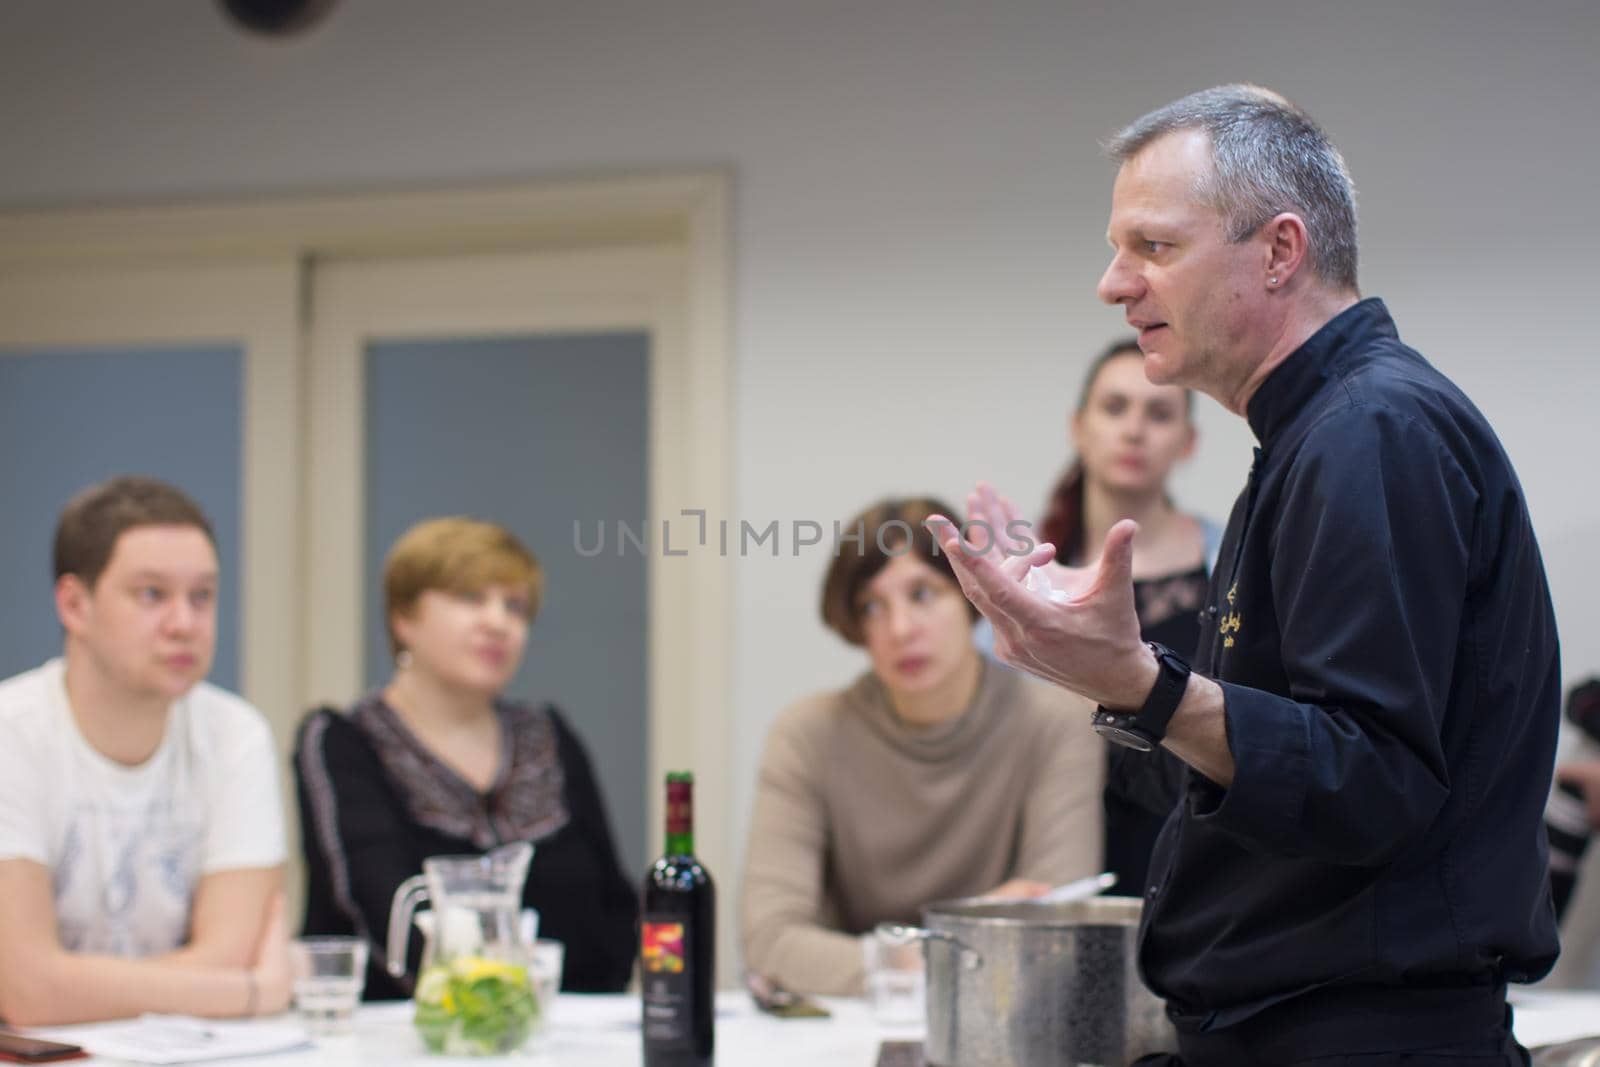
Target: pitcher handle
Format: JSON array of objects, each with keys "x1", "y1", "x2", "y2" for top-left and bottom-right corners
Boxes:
[
  {"x1": 874, "y1": 922, "x2": 982, "y2": 970},
  {"x1": 386, "y1": 873, "x2": 430, "y2": 978}
]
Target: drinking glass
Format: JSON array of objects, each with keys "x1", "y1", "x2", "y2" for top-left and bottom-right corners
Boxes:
[
  {"x1": 863, "y1": 929, "x2": 924, "y2": 1027},
  {"x1": 527, "y1": 939, "x2": 565, "y2": 1044},
  {"x1": 290, "y1": 936, "x2": 368, "y2": 1035}
]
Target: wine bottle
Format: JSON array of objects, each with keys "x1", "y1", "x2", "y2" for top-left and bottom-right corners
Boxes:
[{"x1": 642, "y1": 771, "x2": 715, "y2": 1066}]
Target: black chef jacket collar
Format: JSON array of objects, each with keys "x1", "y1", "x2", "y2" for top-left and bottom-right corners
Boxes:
[{"x1": 1246, "y1": 297, "x2": 1397, "y2": 444}]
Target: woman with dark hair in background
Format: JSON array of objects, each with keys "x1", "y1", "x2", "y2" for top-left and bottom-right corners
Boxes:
[
  {"x1": 977, "y1": 338, "x2": 1219, "y2": 896},
  {"x1": 739, "y1": 497, "x2": 1104, "y2": 997}
]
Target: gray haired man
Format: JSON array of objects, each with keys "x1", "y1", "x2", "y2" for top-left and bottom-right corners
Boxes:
[{"x1": 938, "y1": 85, "x2": 1559, "y2": 1064}]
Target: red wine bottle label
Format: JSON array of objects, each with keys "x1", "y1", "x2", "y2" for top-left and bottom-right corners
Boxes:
[{"x1": 641, "y1": 915, "x2": 695, "y2": 1046}]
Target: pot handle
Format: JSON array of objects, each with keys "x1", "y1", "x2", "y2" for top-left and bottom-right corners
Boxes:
[{"x1": 874, "y1": 923, "x2": 983, "y2": 970}]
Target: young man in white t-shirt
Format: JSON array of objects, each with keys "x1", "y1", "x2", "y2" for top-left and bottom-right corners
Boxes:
[{"x1": 0, "y1": 476, "x2": 291, "y2": 1025}]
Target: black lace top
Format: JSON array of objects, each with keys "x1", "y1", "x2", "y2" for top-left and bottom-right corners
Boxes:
[
  {"x1": 343, "y1": 694, "x2": 571, "y2": 850},
  {"x1": 294, "y1": 696, "x2": 638, "y2": 998}
]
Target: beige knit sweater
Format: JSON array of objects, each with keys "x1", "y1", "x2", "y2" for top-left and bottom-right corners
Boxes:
[{"x1": 739, "y1": 659, "x2": 1105, "y2": 996}]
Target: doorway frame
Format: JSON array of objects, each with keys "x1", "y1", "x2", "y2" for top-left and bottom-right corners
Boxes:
[{"x1": 305, "y1": 243, "x2": 694, "y2": 880}]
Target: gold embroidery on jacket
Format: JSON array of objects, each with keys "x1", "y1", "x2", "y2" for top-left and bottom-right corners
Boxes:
[{"x1": 1220, "y1": 582, "x2": 1242, "y2": 648}]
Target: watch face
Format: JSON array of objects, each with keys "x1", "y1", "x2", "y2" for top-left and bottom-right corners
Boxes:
[{"x1": 1092, "y1": 720, "x2": 1156, "y2": 752}]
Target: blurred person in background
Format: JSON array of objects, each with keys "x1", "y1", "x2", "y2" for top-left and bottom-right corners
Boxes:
[
  {"x1": 295, "y1": 517, "x2": 636, "y2": 999},
  {"x1": 0, "y1": 476, "x2": 288, "y2": 1025},
  {"x1": 976, "y1": 337, "x2": 1220, "y2": 895},
  {"x1": 740, "y1": 496, "x2": 1104, "y2": 997},
  {"x1": 1549, "y1": 677, "x2": 1600, "y2": 919}
]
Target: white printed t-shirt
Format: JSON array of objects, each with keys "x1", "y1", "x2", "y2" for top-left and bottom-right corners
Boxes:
[{"x1": 0, "y1": 658, "x2": 285, "y2": 957}]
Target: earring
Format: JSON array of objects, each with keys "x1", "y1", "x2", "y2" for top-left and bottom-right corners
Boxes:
[
  {"x1": 1268, "y1": 276, "x2": 1279, "y2": 287},
  {"x1": 396, "y1": 649, "x2": 413, "y2": 670}
]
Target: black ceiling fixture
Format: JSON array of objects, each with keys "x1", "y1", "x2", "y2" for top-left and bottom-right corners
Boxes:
[{"x1": 218, "y1": 0, "x2": 338, "y2": 37}]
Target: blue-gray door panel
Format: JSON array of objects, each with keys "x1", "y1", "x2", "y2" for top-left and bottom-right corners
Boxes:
[{"x1": 0, "y1": 344, "x2": 242, "y2": 690}]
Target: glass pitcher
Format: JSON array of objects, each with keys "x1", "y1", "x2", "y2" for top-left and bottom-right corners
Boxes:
[{"x1": 387, "y1": 843, "x2": 539, "y2": 1056}]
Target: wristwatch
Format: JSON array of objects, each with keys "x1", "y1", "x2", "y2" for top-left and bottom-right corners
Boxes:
[{"x1": 1092, "y1": 642, "x2": 1192, "y2": 752}]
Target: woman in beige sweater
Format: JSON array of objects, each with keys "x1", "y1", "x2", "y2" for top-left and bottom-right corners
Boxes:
[{"x1": 740, "y1": 497, "x2": 1105, "y2": 997}]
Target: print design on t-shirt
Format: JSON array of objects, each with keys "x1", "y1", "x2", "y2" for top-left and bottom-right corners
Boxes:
[{"x1": 59, "y1": 794, "x2": 203, "y2": 956}]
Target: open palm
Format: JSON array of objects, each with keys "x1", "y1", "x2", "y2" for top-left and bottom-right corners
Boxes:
[{"x1": 931, "y1": 483, "x2": 1149, "y2": 708}]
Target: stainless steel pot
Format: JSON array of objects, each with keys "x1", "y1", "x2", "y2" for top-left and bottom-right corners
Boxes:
[
  {"x1": 881, "y1": 895, "x2": 1176, "y2": 1067},
  {"x1": 1533, "y1": 1039, "x2": 1600, "y2": 1067}
]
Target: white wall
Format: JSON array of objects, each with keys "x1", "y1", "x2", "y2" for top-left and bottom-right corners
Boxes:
[{"x1": 4, "y1": 0, "x2": 1597, "y2": 980}]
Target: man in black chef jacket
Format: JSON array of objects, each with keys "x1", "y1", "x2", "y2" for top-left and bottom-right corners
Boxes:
[{"x1": 935, "y1": 84, "x2": 1560, "y2": 1065}]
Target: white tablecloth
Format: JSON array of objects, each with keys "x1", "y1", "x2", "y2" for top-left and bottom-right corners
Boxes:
[
  {"x1": 37, "y1": 993, "x2": 917, "y2": 1066},
  {"x1": 35, "y1": 988, "x2": 1600, "y2": 1065}
]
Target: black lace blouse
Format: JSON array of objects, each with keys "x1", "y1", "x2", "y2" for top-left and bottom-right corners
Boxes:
[{"x1": 294, "y1": 695, "x2": 638, "y2": 999}]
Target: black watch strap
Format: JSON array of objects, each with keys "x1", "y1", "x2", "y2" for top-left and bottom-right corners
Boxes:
[{"x1": 1092, "y1": 642, "x2": 1191, "y2": 750}]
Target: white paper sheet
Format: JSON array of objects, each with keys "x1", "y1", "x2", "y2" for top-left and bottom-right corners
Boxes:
[{"x1": 27, "y1": 1014, "x2": 311, "y2": 1065}]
